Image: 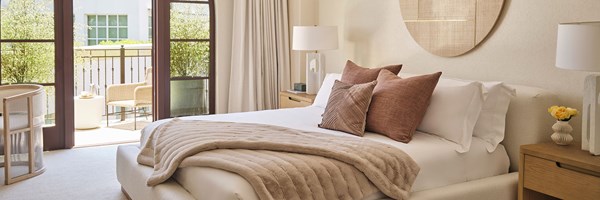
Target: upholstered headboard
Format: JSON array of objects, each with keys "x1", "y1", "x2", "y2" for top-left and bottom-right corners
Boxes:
[
  {"x1": 503, "y1": 84, "x2": 558, "y2": 172},
  {"x1": 330, "y1": 72, "x2": 558, "y2": 172}
]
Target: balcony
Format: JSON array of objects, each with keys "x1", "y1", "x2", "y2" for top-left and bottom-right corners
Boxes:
[
  {"x1": 72, "y1": 43, "x2": 210, "y2": 147},
  {"x1": 73, "y1": 44, "x2": 152, "y2": 147}
]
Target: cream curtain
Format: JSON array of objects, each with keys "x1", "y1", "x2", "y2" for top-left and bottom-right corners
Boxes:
[{"x1": 228, "y1": 0, "x2": 291, "y2": 113}]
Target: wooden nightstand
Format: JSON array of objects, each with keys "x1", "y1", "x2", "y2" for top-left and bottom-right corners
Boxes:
[
  {"x1": 519, "y1": 143, "x2": 600, "y2": 200},
  {"x1": 279, "y1": 91, "x2": 316, "y2": 109}
]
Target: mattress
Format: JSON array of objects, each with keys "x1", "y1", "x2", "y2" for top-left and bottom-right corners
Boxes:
[{"x1": 139, "y1": 106, "x2": 509, "y2": 199}]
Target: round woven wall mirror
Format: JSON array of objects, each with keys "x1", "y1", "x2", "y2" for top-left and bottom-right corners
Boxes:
[{"x1": 399, "y1": 0, "x2": 505, "y2": 57}]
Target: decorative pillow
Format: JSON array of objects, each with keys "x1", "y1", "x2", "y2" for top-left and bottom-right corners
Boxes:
[
  {"x1": 319, "y1": 80, "x2": 377, "y2": 136},
  {"x1": 366, "y1": 70, "x2": 442, "y2": 143},
  {"x1": 313, "y1": 73, "x2": 342, "y2": 108},
  {"x1": 341, "y1": 60, "x2": 402, "y2": 84},
  {"x1": 417, "y1": 81, "x2": 485, "y2": 153},
  {"x1": 473, "y1": 82, "x2": 516, "y2": 152}
]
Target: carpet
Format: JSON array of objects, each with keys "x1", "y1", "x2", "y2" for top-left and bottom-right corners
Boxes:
[
  {"x1": 109, "y1": 121, "x2": 150, "y2": 131},
  {"x1": 0, "y1": 145, "x2": 130, "y2": 200}
]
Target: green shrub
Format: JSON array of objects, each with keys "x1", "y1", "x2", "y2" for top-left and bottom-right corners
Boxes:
[{"x1": 0, "y1": 0, "x2": 54, "y2": 84}]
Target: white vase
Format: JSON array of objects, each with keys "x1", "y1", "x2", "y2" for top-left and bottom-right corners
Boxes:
[{"x1": 551, "y1": 121, "x2": 574, "y2": 145}]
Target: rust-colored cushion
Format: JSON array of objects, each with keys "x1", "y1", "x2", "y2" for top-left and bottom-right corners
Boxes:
[
  {"x1": 366, "y1": 70, "x2": 442, "y2": 143},
  {"x1": 319, "y1": 80, "x2": 377, "y2": 136},
  {"x1": 341, "y1": 60, "x2": 402, "y2": 84}
]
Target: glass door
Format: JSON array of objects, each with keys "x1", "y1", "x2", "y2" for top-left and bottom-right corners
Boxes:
[
  {"x1": 0, "y1": 0, "x2": 68, "y2": 150},
  {"x1": 169, "y1": 0, "x2": 215, "y2": 117},
  {"x1": 153, "y1": 0, "x2": 214, "y2": 119}
]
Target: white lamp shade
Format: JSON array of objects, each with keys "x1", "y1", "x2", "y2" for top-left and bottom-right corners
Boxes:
[
  {"x1": 556, "y1": 22, "x2": 600, "y2": 71},
  {"x1": 292, "y1": 26, "x2": 339, "y2": 51}
]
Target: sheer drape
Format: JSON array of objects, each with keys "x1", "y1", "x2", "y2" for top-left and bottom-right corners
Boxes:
[{"x1": 228, "y1": 0, "x2": 291, "y2": 113}]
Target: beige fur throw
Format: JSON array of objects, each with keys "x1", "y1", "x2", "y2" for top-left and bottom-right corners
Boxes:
[{"x1": 138, "y1": 119, "x2": 420, "y2": 200}]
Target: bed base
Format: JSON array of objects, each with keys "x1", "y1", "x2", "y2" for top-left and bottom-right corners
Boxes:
[
  {"x1": 121, "y1": 187, "x2": 132, "y2": 200},
  {"x1": 117, "y1": 145, "x2": 517, "y2": 200}
]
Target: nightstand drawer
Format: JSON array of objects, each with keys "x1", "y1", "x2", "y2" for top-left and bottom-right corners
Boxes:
[
  {"x1": 279, "y1": 91, "x2": 315, "y2": 109},
  {"x1": 279, "y1": 96, "x2": 312, "y2": 108},
  {"x1": 524, "y1": 155, "x2": 600, "y2": 199}
]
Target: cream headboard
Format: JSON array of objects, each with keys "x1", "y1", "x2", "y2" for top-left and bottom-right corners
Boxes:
[{"x1": 503, "y1": 84, "x2": 558, "y2": 172}]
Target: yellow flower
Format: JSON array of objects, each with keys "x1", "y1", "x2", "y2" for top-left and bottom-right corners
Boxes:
[
  {"x1": 548, "y1": 105, "x2": 578, "y2": 121},
  {"x1": 566, "y1": 108, "x2": 578, "y2": 117},
  {"x1": 548, "y1": 105, "x2": 559, "y2": 114}
]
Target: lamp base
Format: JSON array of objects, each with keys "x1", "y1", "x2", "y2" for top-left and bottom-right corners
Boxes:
[
  {"x1": 583, "y1": 74, "x2": 600, "y2": 155},
  {"x1": 305, "y1": 53, "x2": 326, "y2": 94}
]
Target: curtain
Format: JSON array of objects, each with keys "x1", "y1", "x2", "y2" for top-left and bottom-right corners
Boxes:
[{"x1": 228, "y1": 0, "x2": 291, "y2": 113}]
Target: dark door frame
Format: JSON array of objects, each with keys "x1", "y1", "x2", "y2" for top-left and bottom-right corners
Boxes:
[
  {"x1": 58, "y1": 0, "x2": 75, "y2": 149},
  {"x1": 43, "y1": 0, "x2": 75, "y2": 150},
  {"x1": 152, "y1": 0, "x2": 171, "y2": 120}
]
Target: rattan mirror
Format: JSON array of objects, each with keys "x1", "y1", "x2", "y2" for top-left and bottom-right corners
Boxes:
[{"x1": 399, "y1": 0, "x2": 504, "y2": 57}]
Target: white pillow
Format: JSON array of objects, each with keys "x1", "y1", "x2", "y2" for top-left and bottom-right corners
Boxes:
[
  {"x1": 417, "y1": 79, "x2": 485, "y2": 153},
  {"x1": 473, "y1": 82, "x2": 516, "y2": 152},
  {"x1": 313, "y1": 73, "x2": 342, "y2": 108}
]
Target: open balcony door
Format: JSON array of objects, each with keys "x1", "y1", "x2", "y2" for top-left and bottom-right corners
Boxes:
[
  {"x1": 152, "y1": 0, "x2": 215, "y2": 120},
  {"x1": 0, "y1": 0, "x2": 75, "y2": 150}
]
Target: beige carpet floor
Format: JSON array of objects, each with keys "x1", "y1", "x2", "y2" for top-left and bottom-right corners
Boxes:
[{"x1": 0, "y1": 145, "x2": 130, "y2": 200}]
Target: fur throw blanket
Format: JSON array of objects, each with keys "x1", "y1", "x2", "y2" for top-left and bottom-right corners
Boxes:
[{"x1": 138, "y1": 119, "x2": 420, "y2": 200}]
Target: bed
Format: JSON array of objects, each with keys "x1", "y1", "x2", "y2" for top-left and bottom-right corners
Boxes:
[{"x1": 116, "y1": 74, "x2": 557, "y2": 200}]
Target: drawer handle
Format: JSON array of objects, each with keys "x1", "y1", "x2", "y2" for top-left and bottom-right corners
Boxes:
[
  {"x1": 556, "y1": 162, "x2": 600, "y2": 177},
  {"x1": 288, "y1": 97, "x2": 302, "y2": 103}
]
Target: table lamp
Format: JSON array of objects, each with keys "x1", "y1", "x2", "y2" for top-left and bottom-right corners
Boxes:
[
  {"x1": 556, "y1": 21, "x2": 600, "y2": 155},
  {"x1": 292, "y1": 26, "x2": 339, "y2": 94}
]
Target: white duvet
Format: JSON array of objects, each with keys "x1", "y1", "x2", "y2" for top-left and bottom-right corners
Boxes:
[{"x1": 140, "y1": 106, "x2": 509, "y2": 199}]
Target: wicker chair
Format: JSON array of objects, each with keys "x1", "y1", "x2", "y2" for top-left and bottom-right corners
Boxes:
[
  {"x1": 105, "y1": 68, "x2": 152, "y2": 130},
  {"x1": 0, "y1": 84, "x2": 46, "y2": 185}
]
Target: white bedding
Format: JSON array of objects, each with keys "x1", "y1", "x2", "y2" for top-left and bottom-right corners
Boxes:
[{"x1": 140, "y1": 106, "x2": 509, "y2": 199}]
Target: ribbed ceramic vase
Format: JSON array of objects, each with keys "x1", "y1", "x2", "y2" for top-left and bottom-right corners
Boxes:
[{"x1": 551, "y1": 121, "x2": 573, "y2": 145}]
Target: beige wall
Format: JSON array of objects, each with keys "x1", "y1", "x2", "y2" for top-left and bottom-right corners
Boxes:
[
  {"x1": 317, "y1": 0, "x2": 600, "y2": 143},
  {"x1": 289, "y1": 0, "x2": 319, "y2": 86}
]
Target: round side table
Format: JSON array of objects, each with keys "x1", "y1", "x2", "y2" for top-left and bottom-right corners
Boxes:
[{"x1": 74, "y1": 96, "x2": 105, "y2": 129}]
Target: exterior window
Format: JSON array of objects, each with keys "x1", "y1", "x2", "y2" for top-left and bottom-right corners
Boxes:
[{"x1": 87, "y1": 15, "x2": 128, "y2": 45}]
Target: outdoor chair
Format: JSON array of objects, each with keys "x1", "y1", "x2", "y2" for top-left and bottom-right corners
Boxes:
[
  {"x1": 105, "y1": 67, "x2": 152, "y2": 130},
  {"x1": 0, "y1": 84, "x2": 46, "y2": 185}
]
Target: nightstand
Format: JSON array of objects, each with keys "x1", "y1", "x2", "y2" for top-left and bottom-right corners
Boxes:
[
  {"x1": 519, "y1": 143, "x2": 600, "y2": 200},
  {"x1": 279, "y1": 91, "x2": 316, "y2": 109}
]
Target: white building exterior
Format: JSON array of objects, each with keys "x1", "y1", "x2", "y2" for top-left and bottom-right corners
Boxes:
[
  {"x1": 73, "y1": 0, "x2": 151, "y2": 45},
  {"x1": 2, "y1": 0, "x2": 151, "y2": 45}
]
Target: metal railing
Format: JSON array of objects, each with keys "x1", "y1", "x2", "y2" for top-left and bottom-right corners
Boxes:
[
  {"x1": 74, "y1": 44, "x2": 152, "y2": 119},
  {"x1": 74, "y1": 44, "x2": 152, "y2": 98}
]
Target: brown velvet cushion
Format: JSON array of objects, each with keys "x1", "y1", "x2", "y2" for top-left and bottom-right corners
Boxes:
[
  {"x1": 319, "y1": 80, "x2": 377, "y2": 136},
  {"x1": 340, "y1": 60, "x2": 402, "y2": 84},
  {"x1": 366, "y1": 70, "x2": 442, "y2": 143}
]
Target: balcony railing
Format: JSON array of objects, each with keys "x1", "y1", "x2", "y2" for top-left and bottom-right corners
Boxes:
[
  {"x1": 74, "y1": 43, "x2": 210, "y2": 118},
  {"x1": 74, "y1": 44, "x2": 152, "y2": 118},
  {"x1": 74, "y1": 44, "x2": 152, "y2": 98}
]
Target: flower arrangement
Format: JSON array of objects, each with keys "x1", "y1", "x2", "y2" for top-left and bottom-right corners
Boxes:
[{"x1": 548, "y1": 106, "x2": 578, "y2": 121}]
